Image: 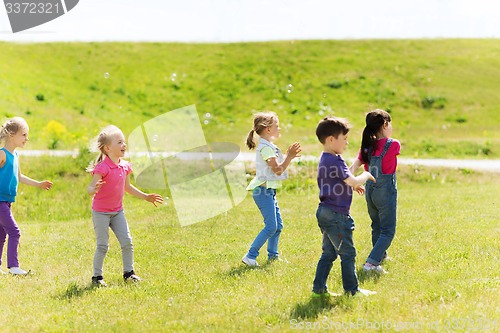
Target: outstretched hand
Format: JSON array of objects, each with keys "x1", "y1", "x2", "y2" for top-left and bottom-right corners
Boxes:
[
  {"x1": 287, "y1": 142, "x2": 302, "y2": 158},
  {"x1": 354, "y1": 184, "x2": 365, "y2": 196},
  {"x1": 146, "y1": 193, "x2": 164, "y2": 207},
  {"x1": 363, "y1": 171, "x2": 376, "y2": 183},
  {"x1": 39, "y1": 180, "x2": 53, "y2": 190},
  {"x1": 93, "y1": 179, "x2": 106, "y2": 194}
]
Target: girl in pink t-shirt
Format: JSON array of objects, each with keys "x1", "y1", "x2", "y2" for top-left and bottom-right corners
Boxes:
[
  {"x1": 87, "y1": 125, "x2": 163, "y2": 286},
  {"x1": 350, "y1": 109, "x2": 400, "y2": 274}
]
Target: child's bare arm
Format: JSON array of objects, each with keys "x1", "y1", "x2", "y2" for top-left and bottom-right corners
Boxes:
[
  {"x1": 343, "y1": 171, "x2": 375, "y2": 189},
  {"x1": 0, "y1": 150, "x2": 6, "y2": 168},
  {"x1": 19, "y1": 169, "x2": 53, "y2": 190},
  {"x1": 349, "y1": 158, "x2": 363, "y2": 175},
  {"x1": 124, "y1": 175, "x2": 163, "y2": 207},
  {"x1": 88, "y1": 174, "x2": 104, "y2": 195},
  {"x1": 266, "y1": 142, "x2": 301, "y2": 176}
]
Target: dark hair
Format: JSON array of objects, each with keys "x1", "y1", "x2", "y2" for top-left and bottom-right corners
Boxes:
[
  {"x1": 316, "y1": 116, "x2": 351, "y2": 144},
  {"x1": 360, "y1": 109, "x2": 392, "y2": 163},
  {"x1": 246, "y1": 112, "x2": 278, "y2": 150}
]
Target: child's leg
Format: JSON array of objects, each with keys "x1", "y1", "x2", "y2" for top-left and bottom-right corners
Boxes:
[
  {"x1": 92, "y1": 211, "x2": 111, "y2": 276},
  {"x1": 0, "y1": 202, "x2": 21, "y2": 268},
  {"x1": 247, "y1": 188, "x2": 277, "y2": 260},
  {"x1": 109, "y1": 210, "x2": 134, "y2": 274},
  {"x1": 336, "y1": 216, "x2": 358, "y2": 293},
  {"x1": 366, "y1": 189, "x2": 397, "y2": 265},
  {"x1": 313, "y1": 206, "x2": 359, "y2": 293},
  {"x1": 312, "y1": 229, "x2": 338, "y2": 293},
  {"x1": 365, "y1": 189, "x2": 381, "y2": 247},
  {"x1": 0, "y1": 225, "x2": 6, "y2": 266},
  {"x1": 267, "y1": 195, "x2": 283, "y2": 259}
]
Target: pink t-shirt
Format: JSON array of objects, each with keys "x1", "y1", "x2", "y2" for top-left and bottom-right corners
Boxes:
[
  {"x1": 357, "y1": 138, "x2": 401, "y2": 174},
  {"x1": 91, "y1": 156, "x2": 132, "y2": 212}
]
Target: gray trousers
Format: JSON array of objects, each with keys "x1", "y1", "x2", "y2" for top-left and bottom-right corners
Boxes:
[{"x1": 92, "y1": 210, "x2": 134, "y2": 276}]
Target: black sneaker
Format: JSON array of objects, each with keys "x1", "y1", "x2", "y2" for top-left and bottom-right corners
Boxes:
[
  {"x1": 123, "y1": 270, "x2": 141, "y2": 282},
  {"x1": 91, "y1": 275, "x2": 107, "y2": 287}
]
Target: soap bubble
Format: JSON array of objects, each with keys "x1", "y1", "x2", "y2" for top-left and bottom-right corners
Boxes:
[{"x1": 104, "y1": 72, "x2": 110, "y2": 79}]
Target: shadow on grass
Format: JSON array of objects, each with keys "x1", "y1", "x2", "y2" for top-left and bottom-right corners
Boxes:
[
  {"x1": 290, "y1": 295, "x2": 354, "y2": 320},
  {"x1": 224, "y1": 260, "x2": 275, "y2": 277},
  {"x1": 56, "y1": 282, "x2": 99, "y2": 300},
  {"x1": 357, "y1": 268, "x2": 383, "y2": 284}
]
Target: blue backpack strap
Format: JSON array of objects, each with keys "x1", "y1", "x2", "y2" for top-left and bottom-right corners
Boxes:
[{"x1": 379, "y1": 138, "x2": 393, "y2": 159}]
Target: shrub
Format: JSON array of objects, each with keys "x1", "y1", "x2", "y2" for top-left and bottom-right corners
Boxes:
[
  {"x1": 44, "y1": 120, "x2": 69, "y2": 149},
  {"x1": 326, "y1": 80, "x2": 342, "y2": 89},
  {"x1": 421, "y1": 95, "x2": 447, "y2": 109}
]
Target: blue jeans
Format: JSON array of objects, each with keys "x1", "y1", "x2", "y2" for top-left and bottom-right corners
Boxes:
[
  {"x1": 313, "y1": 205, "x2": 358, "y2": 294},
  {"x1": 246, "y1": 187, "x2": 283, "y2": 260},
  {"x1": 365, "y1": 178, "x2": 397, "y2": 265}
]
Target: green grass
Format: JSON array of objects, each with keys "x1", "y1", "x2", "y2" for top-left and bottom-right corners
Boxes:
[
  {"x1": 1, "y1": 39, "x2": 499, "y2": 331},
  {"x1": 0, "y1": 39, "x2": 499, "y2": 157},
  {"x1": 1, "y1": 156, "x2": 498, "y2": 332}
]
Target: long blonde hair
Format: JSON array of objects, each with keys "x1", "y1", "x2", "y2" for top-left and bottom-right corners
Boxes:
[
  {"x1": 86, "y1": 125, "x2": 123, "y2": 172},
  {"x1": 0, "y1": 117, "x2": 29, "y2": 144},
  {"x1": 246, "y1": 112, "x2": 278, "y2": 150}
]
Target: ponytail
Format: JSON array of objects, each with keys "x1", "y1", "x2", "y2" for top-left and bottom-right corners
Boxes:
[
  {"x1": 246, "y1": 129, "x2": 256, "y2": 150},
  {"x1": 86, "y1": 125, "x2": 122, "y2": 172},
  {"x1": 86, "y1": 152, "x2": 106, "y2": 173},
  {"x1": 360, "y1": 126, "x2": 377, "y2": 163},
  {"x1": 360, "y1": 109, "x2": 392, "y2": 163},
  {"x1": 246, "y1": 112, "x2": 278, "y2": 150}
]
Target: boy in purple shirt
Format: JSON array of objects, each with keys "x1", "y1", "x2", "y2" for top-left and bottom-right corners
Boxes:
[{"x1": 312, "y1": 117, "x2": 376, "y2": 297}]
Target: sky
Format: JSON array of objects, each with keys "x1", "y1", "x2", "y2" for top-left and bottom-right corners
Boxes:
[{"x1": 0, "y1": 0, "x2": 500, "y2": 42}]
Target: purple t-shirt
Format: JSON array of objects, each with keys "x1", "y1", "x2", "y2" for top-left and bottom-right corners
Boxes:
[{"x1": 317, "y1": 152, "x2": 353, "y2": 215}]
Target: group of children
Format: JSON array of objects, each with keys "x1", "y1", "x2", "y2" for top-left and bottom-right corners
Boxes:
[
  {"x1": 0, "y1": 109, "x2": 398, "y2": 295},
  {"x1": 243, "y1": 109, "x2": 399, "y2": 297},
  {"x1": 0, "y1": 118, "x2": 162, "y2": 286}
]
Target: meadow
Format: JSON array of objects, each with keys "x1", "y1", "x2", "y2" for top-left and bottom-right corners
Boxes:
[
  {"x1": 0, "y1": 39, "x2": 499, "y2": 158},
  {"x1": 0, "y1": 156, "x2": 498, "y2": 332},
  {"x1": 0, "y1": 39, "x2": 499, "y2": 332}
]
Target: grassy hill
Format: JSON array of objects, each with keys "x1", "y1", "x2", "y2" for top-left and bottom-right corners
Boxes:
[{"x1": 0, "y1": 39, "x2": 499, "y2": 157}]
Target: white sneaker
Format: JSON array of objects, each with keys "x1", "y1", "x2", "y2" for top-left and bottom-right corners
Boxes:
[
  {"x1": 242, "y1": 256, "x2": 259, "y2": 267},
  {"x1": 9, "y1": 267, "x2": 29, "y2": 275},
  {"x1": 357, "y1": 288, "x2": 377, "y2": 296},
  {"x1": 363, "y1": 263, "x2": 387, "y2": 274}
]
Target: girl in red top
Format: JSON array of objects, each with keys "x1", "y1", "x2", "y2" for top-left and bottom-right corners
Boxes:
[
  {"x1": 87, "y1": 125, "x2": 163, "y2": 286},
  {"x1": 350, "y1": 109, "x2": 400, "y2": 273}
]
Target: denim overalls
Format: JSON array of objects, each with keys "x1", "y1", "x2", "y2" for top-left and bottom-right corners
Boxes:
[{"x1": 365, "y1": 138, "x2": 397, "y2": 265}]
